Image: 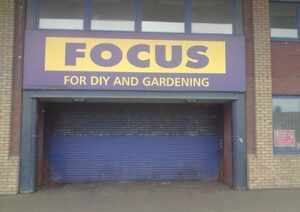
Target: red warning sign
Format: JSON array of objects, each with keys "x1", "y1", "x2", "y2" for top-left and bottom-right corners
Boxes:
[{"x1": 274, "y1": 130, "x2": 296, "y2": 147}]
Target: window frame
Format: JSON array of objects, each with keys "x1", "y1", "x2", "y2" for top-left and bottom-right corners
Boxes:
[
  {"x1": 273, "y1": 95, "x2": 300, "y2": 155},
  {"x1": 27, "y1": 0, "x2": 239, "y2": 35},
  {"x1": 270, "y1": 1, "x2": 300, "y2": 42}
]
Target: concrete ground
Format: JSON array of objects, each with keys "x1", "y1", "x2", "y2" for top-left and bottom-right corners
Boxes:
[{"x1": 1, "y1": 181, "x2": 300, "y2": 212}]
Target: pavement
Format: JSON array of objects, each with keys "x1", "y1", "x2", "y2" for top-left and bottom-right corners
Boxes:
[{"x1": 0, "y1": 181, "x2": 300, "y2": 212}]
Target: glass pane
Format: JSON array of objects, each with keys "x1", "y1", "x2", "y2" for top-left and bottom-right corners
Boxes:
[
  {"x1": 26, "y1": 0, "x2": 35, "y2": 28},
  {"x1": 39, "y1": 0, "x2": 84, "y2": 30},
  {"x1": 92, "y1": 0, "x2": 135, "y2": 31},
  {"x1": 273, "y1": 98, "x2": 300, "y2": 152},
  {"x1": 192, "y1": 0, "x2": 233, "y2": 34},
  {"x1": 142, "y1": 0, "x2": 184, "y2": 33},
  {"x1": 270, "y1": 5, "x2": 298, "y2": 38}
]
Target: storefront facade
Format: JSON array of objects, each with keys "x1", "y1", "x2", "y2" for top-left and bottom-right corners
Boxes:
[{"x1": 0, "y1": 0, "x2": 300, "y2": 194}]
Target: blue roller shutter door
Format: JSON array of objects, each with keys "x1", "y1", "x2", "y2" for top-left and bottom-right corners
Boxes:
[{"x1": 46, "y1": 103, "x2": 222, "y2": 183}]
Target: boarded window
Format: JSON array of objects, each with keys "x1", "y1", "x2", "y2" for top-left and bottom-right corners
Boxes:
[
  {"x1": 192, "y1": 0, "x2": 233, "y2": 34},
  {"x1": 91, "y1": 0, "x2": 135, "y2": 31},
  {"x1": 39, "y1": 0, "x2": 84, "y2": 30},
  {"x1": 142, "y1": 0, "x2": 185, "y2": 33},
  {"x1": 270, "y1": 4, "x2": 298, "y2": 39}
]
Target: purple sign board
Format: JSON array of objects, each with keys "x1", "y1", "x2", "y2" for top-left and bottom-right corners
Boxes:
[{"x1": 23, "y1": 30, "x2": 246, "y2": 92}]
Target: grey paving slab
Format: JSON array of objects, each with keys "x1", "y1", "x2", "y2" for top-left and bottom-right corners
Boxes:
[{"x1": 0, "y1": 181, "x2": 299, "y2": 212}]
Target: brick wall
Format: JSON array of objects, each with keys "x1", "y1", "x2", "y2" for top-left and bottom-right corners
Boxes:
[
  {"x1": 0, "y1": 0, "x2": 19, "y2": 195},
  {"x1": 244, "y1": 0, "x2": 255, "y2": 154},
  {"x1": 248, "y1": 0, "x2": 300, "y2": 189},
  {"x1": 247, "y1": 0, "x2": 273, "y2": 189}
]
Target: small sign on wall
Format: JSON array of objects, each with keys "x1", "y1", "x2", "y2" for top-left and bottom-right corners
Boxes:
[{"x1": 274, "y1": 130, "x2": 296, "y2": 147}]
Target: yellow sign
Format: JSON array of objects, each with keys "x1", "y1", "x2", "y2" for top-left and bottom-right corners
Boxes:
[{"x1": 45, "y1": 37, "x2": 226, "y2": 74}]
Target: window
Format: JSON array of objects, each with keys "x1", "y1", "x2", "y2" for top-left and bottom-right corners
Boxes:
[
  {"x1": 31, "y1": 0, "x2": 240, "y2": 34},
  {"x1": 192, "y1": 0, "x2": 233, "y2": 34},
  {"x1": 91, "y1": 0, "x2": 135, "y2": 31},
  {"x1": 142, "y1": 0, "x2": 184, "y2": 33},
  {"x1": 273, "y1": 97, "x2": 300, "y2": 154},
  {"x1": 270, "y1": 3, "x2": 298, "y2": 39},
  {"x1": 39, "y1": 0, "x2": 84, "y2": 30}
]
